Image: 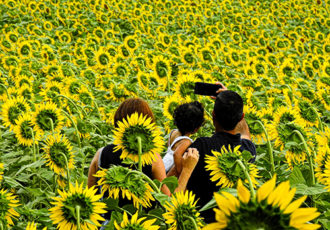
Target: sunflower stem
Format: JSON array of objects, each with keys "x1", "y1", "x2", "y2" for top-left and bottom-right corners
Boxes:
[
  {"x1": 184, "y1": 215, "x2": 198, "y2": 230},
  {"x1": 55, "y1": 94, "x2": 86, "y2": 118},
  {"x1": 253, "y1": 120, "x2": 275, "y2": 176},
  {"x1": 59, "y1": 152, "x2": 70, "y2": 186},
  {"x1": 311, "y1": 107, "x2": 324, "y2": 132},
  {"x1": 129, "y1": 170, "x2": 161, "y2": 194},
  {"x1": 29, "y1": 128, "x2": 36, "y2": 163},
  {"x1": 292, "y1": 130, "x2": 315, "y2": 186},
  {"x1": 76, "y1": 205, "x2": 81, "y2": 230},
  {"x1": 47, "y1": 117, "x2": 55, "y2": 134},
  {"x1": 236, "y1": 159, "x2": 256, "y2": 200},
  {"x1": 62, "y1": 110, "x2": 81, "y2": 148},
  {"x1": 0, "y1": 221, "x2": 3, "y2": 230},
  {"x1": 0, "y1": 83, "x2": 10, "y2": 99},
  {"x1": 136, "y1": 136, "x2": 143, "y2": 172}
]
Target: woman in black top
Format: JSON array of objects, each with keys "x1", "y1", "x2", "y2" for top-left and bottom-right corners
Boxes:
[{"x1": 87, "y1": 98, "x2": 199, "y2": 211}]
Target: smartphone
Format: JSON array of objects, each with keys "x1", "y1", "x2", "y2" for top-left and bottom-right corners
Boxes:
[{"x1": 194, "y1": 82, "x2": 222, "y2": 97}]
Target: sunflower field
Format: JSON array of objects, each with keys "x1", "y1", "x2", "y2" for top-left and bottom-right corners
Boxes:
[{"x1": 0, "y1": 0, "x2": 329, "y2": 229}]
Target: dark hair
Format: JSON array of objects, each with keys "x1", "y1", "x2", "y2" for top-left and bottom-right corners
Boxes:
[
  {"x1": 173, "y1": 101, "x2": 205, "y2": 135},
  {"x1": 114, "y1": 98, "x2": 155, "y2": 127},
  {"x1": 214, "y1": 90, "x2": 243, "y2": 131}
]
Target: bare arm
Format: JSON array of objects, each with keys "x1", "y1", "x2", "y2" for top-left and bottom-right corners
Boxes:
[
  {"x1": 87, "y1": 149, "x2": 101, "y2": 188},
  {"x1": 235, "y1": 118, "x2": 251, "y2": 140},
  {"x1": 174, "y1": 148, "x2": 199, "y2": 193},
  {"x1": 152, "y1": 153, "x2": 171, "y2": 196},
  {"x1": 173, "y1": 139, "x2": 192, "y2": 176}
]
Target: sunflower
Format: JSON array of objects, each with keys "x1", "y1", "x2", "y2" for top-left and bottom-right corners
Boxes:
[
  {"x1": 137, "y1": 71, "x2": 153, "y2": 93},
  {"x1": 14, "y1": 74, "x2": 33, "y2": 88},
  {"x1": 13, "y1": 113, "x2": 42, "y2": 146},
  {"x1": 39, "y1": 81, "x2": 64, "y2": 104},
  {"x1": 315, "y1": 145, "x2": 330, "y2": 190},
  {"x1": 175, "y1": 74, "x2": 199, "y2": 100},
  {"x1": 152, "y1": 55, "x2": 172, "y2": 89},
  {"x1": 267, "y1": 107, "x2": 309, "y2": 167},
  {"x1": 244, "y1": 106, "x2": 266, "y2": 144},
  {"x1": 163, "y1": 190, "x2": 204, "y2": 230},
  {"x1": 32, "y1": 102, "x2": 65, "y2": 134},
  {"x1": 163, "y1": 94, "x2": 183, "y2": 120},
  {"x1": 42, "y1": 133, "x2": 75, "y2": 176},
  {"x1": 95, "y1": 165, "x2": 155, "y2": 208},
  {"x1": 316, "y1": 88, "x2": 330, "y2": 111},
  {"x1": 77, "y1": 87, "x2": 94, "y2": 107},
  {"x1": 49, "y1": 182, "x2": 107, "y2": 230},
  {"x1": 17, "y1": 85, "x2": 34, "y2": 101},
  {"x1": 95, "y1": 47, "x2": 112, "y2": 69},
  {"x1": 180, "y1": 47, "x2": 196, "y2": 66},
  {"x1": 1, "y1": 96, "x2": 31, "y2": 130},
  {"x1": 124, "y1": 35, "x2": 139, "y2": 52},
  {"x1": 293, "y1": 99, "x2": 319, "y2": 127},
  {"x1": 0, "y1": 189, "x2": 20, "y2": 227},
  {"x1": 18, "y1": 40, "x2": 33, "y2": 58},
  {"x1": 107, "y1": 83, "x2": 130, "y2": 102},
  {"x1": 204, "y1": 176, "x2": 321, "y2": 230},
  {"x1": 113, "y1": 112, "x2": 164, "y2": 166},
  {"x1": 114, "y1": 211, "x2": 159, "y2": 230},
  {"x1": 205, "y1": 145, "x2": 259, "y2": 188}
]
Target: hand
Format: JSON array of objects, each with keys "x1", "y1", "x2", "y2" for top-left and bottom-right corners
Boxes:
[
  {"x1": 211, "y1": 82, "x2": 228, "y2": 99},
  {"x1": 182, "y1": 148, "x2": 199, "y2": 172}
]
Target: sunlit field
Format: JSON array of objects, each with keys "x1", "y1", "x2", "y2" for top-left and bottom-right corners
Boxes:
[{"x1": 0, "y1": 0, "x2": 329, "y2": 229}]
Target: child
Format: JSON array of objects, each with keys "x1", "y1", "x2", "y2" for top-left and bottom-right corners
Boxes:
[{"x1": 163, "y1": 101, "x2": 205, "y2": 176}]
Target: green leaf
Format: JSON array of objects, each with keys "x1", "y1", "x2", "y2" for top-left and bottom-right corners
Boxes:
[
  {"x1": 289, "y1": 167, "x2": 306, "y2": 186},
  {"x1": 199, "y1": 197, "x2": 216, "y2": 212},
  {"x1": 153, "y1": 192, "x2": 171, "y2": 207},
  {"x1": 161, "y1": 176, "x2": 178, "y2": 194},
  {"x1": 104, "y1": 197, "x2": 119, "y2": 211},
  {"x1": 293, "y1": 183, "x2": 327, "y2": 195},
  {"x1": 241, "y1": 150, "x2": 253, "y2": 162}
]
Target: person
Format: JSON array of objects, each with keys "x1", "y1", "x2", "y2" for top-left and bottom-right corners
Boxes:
[
  {"x1": 87, "y1": 98, "x2": 199, "y2": 219},
  {"x1": 186, "y1": 83, "x2": 257, "y2": 223},
  {"x1": 163, "y1": 101, "x2": 204, "y2": 176}
]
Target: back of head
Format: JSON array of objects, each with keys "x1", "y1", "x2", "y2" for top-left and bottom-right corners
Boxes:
[
  {"x1": 214, "y1": 90, "x2": 243, "y2": 131},
  {"x1": 173, "y1": 101, "x2": 205, "y2": 135},
  {"x1": 114, "y1": 98, "x2": 155, "y2": 127}
]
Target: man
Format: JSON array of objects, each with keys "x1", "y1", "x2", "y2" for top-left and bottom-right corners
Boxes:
[{"x1": 186, "y1": 84, "x2": 257, "y2": 223}]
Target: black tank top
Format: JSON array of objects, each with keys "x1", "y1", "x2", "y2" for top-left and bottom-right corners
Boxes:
[{"x1": 98, "y1": 144, "x2": 153, "y2": 219}]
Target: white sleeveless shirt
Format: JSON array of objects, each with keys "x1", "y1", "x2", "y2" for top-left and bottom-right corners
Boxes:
[{"x1": 163, "y1": 129, "x2": 193, "y2": 172}]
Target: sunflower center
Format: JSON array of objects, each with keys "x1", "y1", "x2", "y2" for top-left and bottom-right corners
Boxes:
[
  {"x1": 245, "y1": 114, "x2": 263, "y2": 135},
  {"x1": 217, "y1": 153, "x2": 245, "y2": 183},
  {"x1": 183, "y1": 53, "x2": 194, "y2": 64},
  {"x1": 155, "y1": 61, "x2": 168, "y2": 78},
  {"x1": 122, "y1": 125, "x2": 154, "y2": 155},
  {"x1": 98, "y1": 53, "x2": 110, "y2": 65},
  {"x1": 175, "y1": 204, "x2": 198, "y2": 230},
  {"x1": 62, "y1": 194, "x2": 93, "y2": 223},
  {"x1": 19, "y1": 120, "x2": 34, "y2": 140},
  {"x1": 298, "y1": 101, "x2": 317, "y2": 123},
  {"x1": 36, "y1": 110, "x2": 59, "y2": 131},
  {"x1": 115, "y1": 66, "x2": 127, "y2": 77},
  {"x1": 179, "y1": 81, "x2": 195, "y2": 98},
  {"x1": 8, "y1": 103, "x2": 27, "y2": 125},
  {"x1": 225, "y1": 203, "x2": 291, "y2": 229},
  {"x1": 49, "y1": 142, "x2": 71, "y2": 168}
]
